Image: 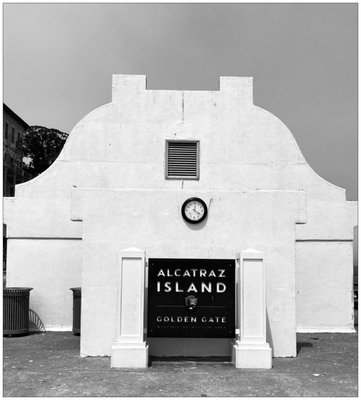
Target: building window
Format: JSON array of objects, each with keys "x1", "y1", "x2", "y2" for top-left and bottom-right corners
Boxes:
[
  {"x1": 17, "y1": 132, "x2": 21, "y2": 144},
  {"x1": 5, "y1": 123, "x2": 8, "y2": 139},
  {"x1": 11, "y1": 128, "x2": 15, "y2": 143},
  {"x1": 165, "y1": 140, "x2": 199, "y2": 180}
]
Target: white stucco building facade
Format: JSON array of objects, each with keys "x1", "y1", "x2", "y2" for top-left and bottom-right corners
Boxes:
[{"x1": 4, "y1": 75, "x2": 357, "y2": 360}]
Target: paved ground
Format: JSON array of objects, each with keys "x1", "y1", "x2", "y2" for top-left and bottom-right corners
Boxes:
[{"x1": 3, "y1": 325, "x2": 358, "y2": 397}]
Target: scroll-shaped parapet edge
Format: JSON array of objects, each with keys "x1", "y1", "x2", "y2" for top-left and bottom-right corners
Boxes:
[
  {"x1": 112, "y1": 74, "x2": 147, "y2": 103},
  {"x1": 219, "y1": 76, "x2": 253, "y2": 104}
]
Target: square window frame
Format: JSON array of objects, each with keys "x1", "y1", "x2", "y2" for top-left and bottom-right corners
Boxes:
[{"x1": 165, "y1": 139, "x2": 200, "y2": 180}]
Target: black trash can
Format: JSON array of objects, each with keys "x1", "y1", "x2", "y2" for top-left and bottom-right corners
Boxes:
[
  {"x1": 3, "y1": 287, "x2": 33, "y2": 336},
  {"x1": 70, "y1": 287, "x2": 81, "y2": 335}
]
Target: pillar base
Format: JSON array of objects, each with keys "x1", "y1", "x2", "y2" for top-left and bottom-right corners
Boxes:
[
  {"x1": 111, "y1": 341, "x2": 149, "y2": 368},
  {"x1": 232, "y1": 340, "x2": 272, "y2": 369}
]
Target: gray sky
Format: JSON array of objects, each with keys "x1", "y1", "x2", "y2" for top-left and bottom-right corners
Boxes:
[{"x1": 3, "y1": 3, "x2": 357, "y2": 199}]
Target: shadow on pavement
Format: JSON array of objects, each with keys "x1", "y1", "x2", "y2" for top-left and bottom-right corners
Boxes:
[{"x1": 296, "y1": 341, "x2": 313, "y2": 355}]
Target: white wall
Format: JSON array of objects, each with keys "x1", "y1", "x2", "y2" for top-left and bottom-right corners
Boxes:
[
  {"x1": 4, "y1": 74, "x2": 356, "y2": 345},
  {"x1": 296, "y1": 241, "x2": 354, "y2": 332},
  {"x1": 6, "y1": 239, "x2": 82, "y2": 330},
  {"x1": 74, "y1": 188, "x2": 304, "y2": 357}
]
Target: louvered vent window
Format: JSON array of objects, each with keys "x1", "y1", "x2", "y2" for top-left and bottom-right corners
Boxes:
[{"x1": 166, "y1": 140, "x2": 199, "y2": 179}]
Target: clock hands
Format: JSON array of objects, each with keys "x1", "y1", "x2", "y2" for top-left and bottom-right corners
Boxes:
[{"x1": 193, "y1": 206, "x2": 200, "y2": 215}]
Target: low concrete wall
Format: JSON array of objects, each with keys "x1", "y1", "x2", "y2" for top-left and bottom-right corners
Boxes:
[
  {"x1": 296, "y1": 241, "x2": 354, "y2": 332},
  {"x1": 6, "y1": 239, "x2": 82, "y2": 330}
]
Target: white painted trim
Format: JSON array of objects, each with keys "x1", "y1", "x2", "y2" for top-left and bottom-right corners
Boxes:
[
  {"x1": 297, "y1": 327, "x2": 356, "y2": 333},
  {"x1": 44, "y1": 325, "x2": 72, "y2": 332},
  {"x1": 111, "y1": 247, "x2": 148, "y2": 368},
  {"x1": 233, "y1": 249, "x2": 272, "y2": 368}
]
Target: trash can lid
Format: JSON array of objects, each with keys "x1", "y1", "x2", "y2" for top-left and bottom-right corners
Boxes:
[{"x1": 3, "y1": 287, "x2": 33, "y2": 295}]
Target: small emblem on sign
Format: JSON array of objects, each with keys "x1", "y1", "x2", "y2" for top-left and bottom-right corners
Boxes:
[{"x1": 185, "y1": 295, "x2": 198, "y2": 312}]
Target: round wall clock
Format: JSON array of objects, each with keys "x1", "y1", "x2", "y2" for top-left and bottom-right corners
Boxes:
[{"x1": 181, "y1": 197, "x2": 208, "y2": 224}]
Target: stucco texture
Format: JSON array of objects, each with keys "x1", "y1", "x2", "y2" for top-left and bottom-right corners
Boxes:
[
  {"x1": 4, "y1": 75, "x2": 357, "y2": 357},
  {"x1": 73, "y1": 188, "x2": 304, "y2": 357}
]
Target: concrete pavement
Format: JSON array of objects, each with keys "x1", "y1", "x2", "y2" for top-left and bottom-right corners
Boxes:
[{"x1": 3, "y1": 327, "x2": 358, "y2": 397}]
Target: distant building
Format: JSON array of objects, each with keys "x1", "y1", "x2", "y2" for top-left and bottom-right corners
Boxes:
[{"x1": 3, "y1": 103, "x2": 31, "y2": 196}]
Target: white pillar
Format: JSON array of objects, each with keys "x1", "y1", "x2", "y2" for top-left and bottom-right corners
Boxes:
[
  {"x1": 232, "y1": 249, "x2": 272, "y2": 368},
  {"x1": 111, "y1": 247, "x2": 148, "y2": 368}
]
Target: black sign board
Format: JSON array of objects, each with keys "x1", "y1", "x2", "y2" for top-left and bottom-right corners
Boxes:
[{"x1": 147, "y1": 258, "x2": 235, "y2": 338}]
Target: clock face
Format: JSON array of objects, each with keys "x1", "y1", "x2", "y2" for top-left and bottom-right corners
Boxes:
[{"x1": 181, "y1": 197, "x2": 208, "y2": 224}]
